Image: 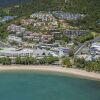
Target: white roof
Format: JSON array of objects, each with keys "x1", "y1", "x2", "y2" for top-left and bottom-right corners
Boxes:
[
  {"x1": 91, "y1": 42, "x2": 100, "y2": 48},
  {"x1": 91, "y1": 42, "x2": 100, "y2": 51},
  {"x1": 8, "y1": 35, "x2": 22, "y2": 42},
  {"x1": 32, "y1": 48, "x2": 50, "y2": 57},
  {"x1": 0, "y1": 48, "x2": 33, "y2": 55}
]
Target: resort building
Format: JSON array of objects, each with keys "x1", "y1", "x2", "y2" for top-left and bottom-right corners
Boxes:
[
  {"x1": 49, "y1": 28, "x2": 61, "y2": 38},
  {"x1": 0, "y1": 48, "x2": 33, "y2": 57},
  {"x1": 33, "y1": 22, "x2": 46, "y2": 27},
  {"x1": 63, "y1": 29, "x2": 88, "y2": 36},
  {"x1": 41, "y1": 35, "x2": 53, "y2": 43},
  {"x1": 52, "y1": 11, "x2": 85, "y2": 20},
  {"x1": 30, "y1": 12, "x2": 55, "y2": 22},
  {"x1": 32, "y1": 48, "x2": 51, "y2": 57},
  {"x1": 36, "y1": 43, "x2": 59, "y2": 49},
  {"x1": 0, "y1": 48, "x2": 51, "y2": 58},
  {"x1": 7, "y1": 35, "x2": 22, "y2": 44},
  {"x1": 50, "y1": 47, "x2": 69, "y2": 57},
  {"x1": 90, "y1": 42, "x2": 100, "y2": 55},
  {"x1": 7, "y1": 24, "x2": 26, "y2": 33},
  {"x1": 21, "y1": 19, "x2": 35, "y2": 25},
  {"x1": 23, "y1": 32, "x2": 42, "y2": 42},
  {"x1": 0, "y1": 16, "x2": 16, "y2": 23}
]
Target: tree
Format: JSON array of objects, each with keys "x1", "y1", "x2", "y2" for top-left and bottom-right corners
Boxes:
[
  {"x1": 90, "y1": 32, "x2": 97, "y2": 38},
  {"x1": 74, "y1": 58, "x2": 86, "y2": 69},
  {"x1": 62, "y1": 35, "x2": 70, "y2": 43},
  {"x1": 62, "y1": 57, "x2": 72, "y2": 67},
  {"x1": 47, "y1": 56, "x2": 59, "y2": 64},
  {"x1": 38, "y1": 57, "x2": 47, "y2": 64},
  {"x1": 15, "y1": 56, "x2": 37, "y2": 65},
  {"x1": 38, "y1": 56, "x2": 59, "y2": 65},
  {"x1": 85, "y1": 60, "x2": 100, "y2": 72},
  {"x1": 0, "y1": 57, "x2": 11, "y2": 65},
  {"x1": 69, "y1": 50, "x2": 74, "y2": 57},
  {"x1": 15, "y1": 56, "x2": 21, "y2": 64}
]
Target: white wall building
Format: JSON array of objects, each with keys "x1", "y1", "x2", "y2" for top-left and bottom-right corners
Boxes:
[
  {"x1": 90, "y1": 42, "x2": 100, "y2": 55},
  {"x1": 30, "y1": 12, "x2": 55, "y2": 22},
  {"x1": 50, "y1": 47, "x2": 69, "y2": 57},
  {"x1": 7, "y1": 35, "x2": 22, "y2": 43},
  {"x1": 0, "y1": 48, "x2": 33, "y2": 57},
  {"x1": 7, "y1": 24, "x2": 26, "y2": 33}
]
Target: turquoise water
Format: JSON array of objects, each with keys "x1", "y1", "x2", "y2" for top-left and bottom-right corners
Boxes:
[{"x1": 0, "y1": 71, "x2": 100, "y2": 100}]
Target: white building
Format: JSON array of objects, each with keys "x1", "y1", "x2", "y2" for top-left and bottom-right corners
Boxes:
[
  {"x1": 7, "y1": 35, "x2": 22, "y2": 43},
  {"x1": 90, "y1": 42, "x2": 100, "y2": 55},
  {"x1": 32, "y1": 48, "x2": 51, "y2": 57},
  {"x1": 30, "y1": 12, "x2": 55, "y2": 22},
  {"x1": 0, "y1": 48, "x2": 33, "y2": 57},
  {"x1": 50, "y1": 47, "x2": 69, "y2": 57},
  {"x1": 7, "y1": 24, "x2": 26, "y2": 33}
]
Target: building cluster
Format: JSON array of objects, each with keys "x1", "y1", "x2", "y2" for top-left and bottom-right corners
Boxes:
[
  {"x1": 21, "y1": 12, "x2": 58, "y2": 29},
  {"x1": 0, "y1": 16, "x2": 16, "y2": 23},
  {"x1": 50, "y1": 47, "x2": 69, "y2": 57},
  {"x1": 64, "y1": 29, "x2": 88, "y2": 37},
  {"x1": 30, "y1": 12, "x2": 55, "y2": 22},
  {"x1": 8, "y1": 35, "x2": 22, "y2": 44},
  {"x1": 0, "y1": 48, "x2": 33, "y2": 57},
  {"x1": 21, "y1": 19, "x2": 36, "y2": 25},
  {"x1": 7, "y1": 24, "x2": 26, "y2": 34},
  {"x1": 76, "y1": 42, "x2": 100, "y2": 61},
  {"x1": 1, "y1": 11, "x2": 98, "y2": 62},
  {"x1": 0, "y1": 46, "x2": 69, "y2": 58},
  {"x1": 90, "y1": 42, "x2": 100, "y2": 55},
  {"x1": 23, "y1": 31, "x2": 53, "y2": 43},
  {"x1": 21, "y1": 19, "x2": 47, "y2": 27},
  {"x1": 52, "y1": 11, "x2": 85, "y2": 20},
  {"x1": 7, "y1": 24, "x2": 53, "y2": 43}
]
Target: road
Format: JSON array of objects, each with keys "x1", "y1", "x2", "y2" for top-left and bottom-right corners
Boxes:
[{"x1": 74, "y1": 36, "x2": 100, "y2": 55}]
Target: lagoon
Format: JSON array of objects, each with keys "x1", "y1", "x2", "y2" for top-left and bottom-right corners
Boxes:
[{"x1": 0, "y1": 71, "x2": 100, "y2": 100}]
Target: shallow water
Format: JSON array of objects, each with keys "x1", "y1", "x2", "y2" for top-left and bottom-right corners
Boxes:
[{"x1": 0, "y1": 71, "x2": 100, "y2": 100}]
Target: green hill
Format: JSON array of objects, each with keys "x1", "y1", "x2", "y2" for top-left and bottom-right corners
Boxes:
[
  {"x1": 7, "y1": 0, "x2": 100, "y2": 31},
  {"x1": 0, "y1": 0, "x2": 100, "y2": 38}
]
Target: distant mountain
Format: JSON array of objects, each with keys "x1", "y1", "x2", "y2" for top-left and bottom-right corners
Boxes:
[{"x1": 0, "y1": 0, "x2": 31, "y2": 7}]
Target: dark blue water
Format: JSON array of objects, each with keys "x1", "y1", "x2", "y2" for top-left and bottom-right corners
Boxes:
[
  {"x1": 0, "y1": 71, "x2": 100, "y2": 100},
  {"x1": 0, "y1": 0, "x2": 31, "y2": 7}
]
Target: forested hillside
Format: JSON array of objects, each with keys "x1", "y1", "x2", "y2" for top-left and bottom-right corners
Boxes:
[
  {"x1": 0, "y1": 0, "x2": 100, "y2": 38},
  {"x1": 0, "y1": 0, "x2": 30, "y2": 7},
  {"x1": 1, "y1": 0, "x2": 99, "y2": 16}
]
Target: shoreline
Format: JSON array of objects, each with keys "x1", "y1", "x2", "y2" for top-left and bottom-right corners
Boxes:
[{"x1": 0, "y1": 65, "x2": 100, "y2": 81}]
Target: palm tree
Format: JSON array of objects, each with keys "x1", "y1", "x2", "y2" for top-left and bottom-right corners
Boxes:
[{"x1": 62, "y1": 57, "x2": 72, "y2": 67}]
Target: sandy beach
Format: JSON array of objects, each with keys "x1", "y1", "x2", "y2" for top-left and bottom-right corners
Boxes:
[{"x1": 0, "y1": 65, "x2": 100, "y2": 81}]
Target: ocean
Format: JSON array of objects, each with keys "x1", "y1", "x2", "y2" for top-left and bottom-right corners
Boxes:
[{"x1": 0, "y1": 71, "x2": 100, "y2": 100}]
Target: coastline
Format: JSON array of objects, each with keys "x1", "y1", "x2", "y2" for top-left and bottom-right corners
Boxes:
[{"x1": 0, "y1": 65, "x2": 100, "y2": 81}]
